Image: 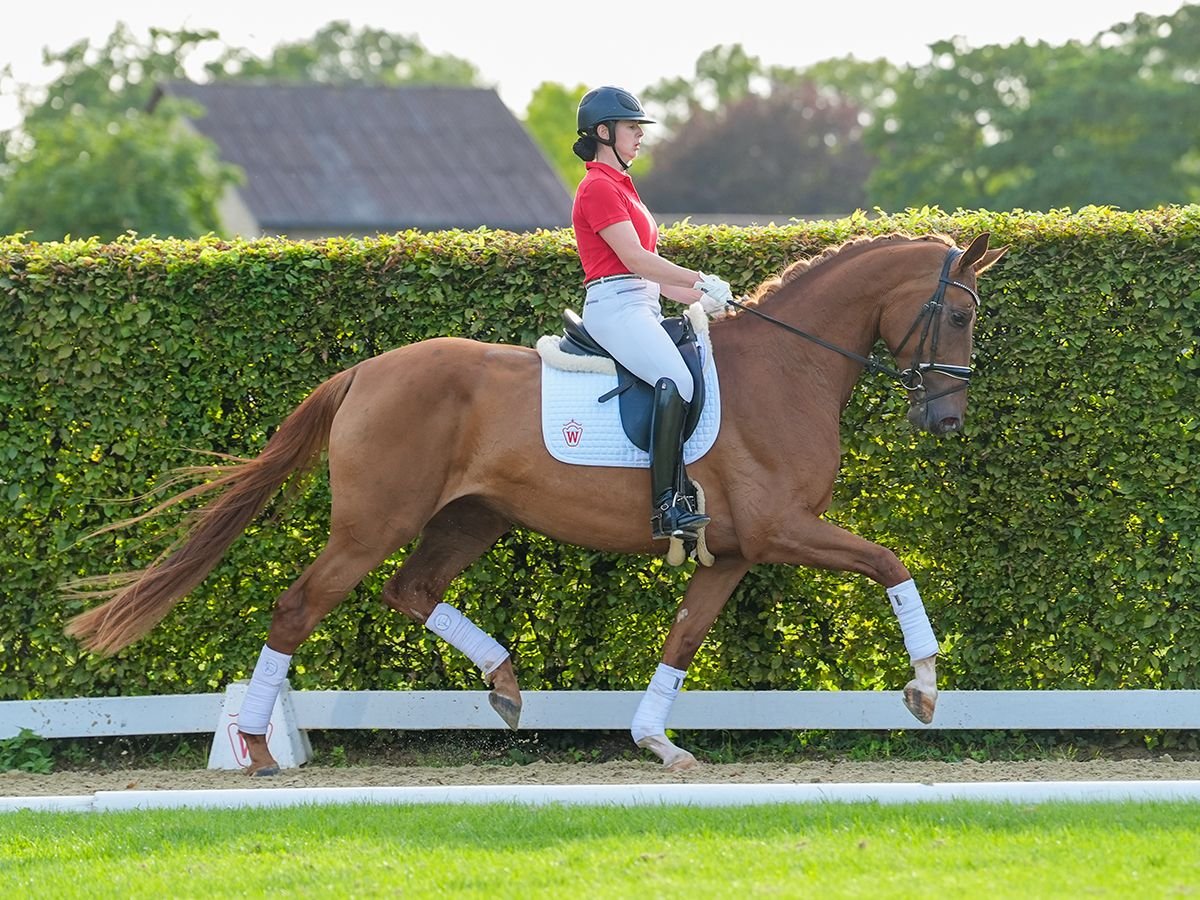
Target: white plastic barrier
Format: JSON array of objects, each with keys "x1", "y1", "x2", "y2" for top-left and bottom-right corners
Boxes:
[
  {"x1": 205, "y1": 680, "x2": 312, "y2": 770},
  {"x1": 7, "y1": 781, "x2": 1200, "y2": 813},
  {"x1": 2, "y1": 687, "x2": 1198, "y2": 771}
]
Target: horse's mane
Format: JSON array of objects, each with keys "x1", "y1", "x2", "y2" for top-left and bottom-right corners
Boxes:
[{"x1": 741, "y1": 231, "x2": 956, "y2": 307}]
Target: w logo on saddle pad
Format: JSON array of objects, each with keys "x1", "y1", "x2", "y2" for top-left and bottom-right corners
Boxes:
[
  {"x1": 537, "y1": 304, "x2": 722, "y2": 468},
  {"x1": 561, "y1": 419, "x2": 584, "y2": 447}
]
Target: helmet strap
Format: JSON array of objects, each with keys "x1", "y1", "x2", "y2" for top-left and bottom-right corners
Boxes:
[{"x1": 593, "y1": 122, "x2": 631, "y2": 171}]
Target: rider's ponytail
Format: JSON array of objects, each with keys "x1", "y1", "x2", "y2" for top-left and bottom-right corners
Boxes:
[{"x1": 572, "y1": 134, "x2": 598, "y2": 162}]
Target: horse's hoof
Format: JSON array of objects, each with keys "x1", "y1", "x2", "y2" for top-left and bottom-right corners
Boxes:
[
  {"x1": 664, "y1": 749, "x2": 699, "y2": 772},
  {"x1": 247, "y1": 765, "x2": 280, "y2": 777},
  {"x1": 636, "y1": 734, "x2": 698, "y2": 771},
  {"x1": 903, "y1": 682, "x2": 937, "y2": 724},
  {"x1": 489, "y1": 690, "x2": 522, "y2": 731}
]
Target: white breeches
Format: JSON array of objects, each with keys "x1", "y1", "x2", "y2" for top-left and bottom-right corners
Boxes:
[{"x1": 582, "y1": 277, "x2": 695, "y2": 403}]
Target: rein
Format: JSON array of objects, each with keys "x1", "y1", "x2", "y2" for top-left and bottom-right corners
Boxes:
[{"x1": 725, "y1": 246, "x2": 981, "y2": 402}]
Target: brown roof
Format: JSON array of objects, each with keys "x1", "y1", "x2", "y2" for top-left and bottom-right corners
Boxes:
[{"x1": 152, "y1": 81, "x2": 571, "y2": 233}]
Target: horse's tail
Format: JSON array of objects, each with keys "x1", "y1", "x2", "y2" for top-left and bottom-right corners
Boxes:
[{"x1": 64, "y1": 366, "x2": 358, "y2": 656}]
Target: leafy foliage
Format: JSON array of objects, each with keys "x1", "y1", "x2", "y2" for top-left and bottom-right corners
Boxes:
[
  {"x1": 522, "y1": 81, "x2": 589, "y2": 190},
  {"x1": 204, "y1": 21, "x2": 480, "y2": 86},
  {"x1": 865, "y1": 5, "x2": 1200, "y2": 210},
  {"x1": 632, "y1": 5, "x2": 1200, "y2": 214},
  {"x1": 7, "y1": 25, "x2": 222, "y2": 130},
  {"x1": 0, "y1": 22, "x2": 482, "y2": 242},
  {"x1": 0, "y1": 25, "x2": 239, "y2": 241},
  {"x1": 7, "y1": 10, "x2": 1199, "y2": 240},
  {"x1": 634, "y1": 44, "x2": 877, "y2": 214},
  {"x1": 0, "y1": 104, "x2": 240, "y2": 241},
  {"x1": 638, "y1": 81, "x2": 873, "y2": 215},
  {"x1": 642, "y1": 43, "x2": 766, "y2": 130},
  {"x1": 0, "y1": 728, "x2": 54, "y2": 773},
  {"x1": 2, "y1": 208, "x2": 1198, "y2": 702}
]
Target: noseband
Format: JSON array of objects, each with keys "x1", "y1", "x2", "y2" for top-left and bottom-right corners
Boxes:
[{"x1": 725, "y1": 246, "x2": 980, "y2": 403}]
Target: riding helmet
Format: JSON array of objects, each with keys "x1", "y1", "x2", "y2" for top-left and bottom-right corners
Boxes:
[{"x1": 576, "y1": 86, "x2": 655, "y2": 135}]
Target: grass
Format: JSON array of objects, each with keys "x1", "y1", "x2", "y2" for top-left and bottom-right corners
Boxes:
[{"x1": 2, "y1": 801, "x2": 1198, "y2": 897}]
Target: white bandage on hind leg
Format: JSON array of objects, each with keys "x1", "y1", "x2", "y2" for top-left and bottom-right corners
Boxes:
[
  {"x1": 237, "y1": 644, "x2": 292, "y2": 735},
  {"x1": 631, "y1": 662, "x2": 687, "y2": 744},
  {"x1": 887, "y1": 579, "x2": 940, "y2": 661},
  {"x1": 425, "y1": 602, "x2": 509, "y2": 677}
]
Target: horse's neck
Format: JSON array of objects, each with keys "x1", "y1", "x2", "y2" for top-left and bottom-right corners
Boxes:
[{"x1": 717, "y1": 265, "x2": 884, "y2": 417}]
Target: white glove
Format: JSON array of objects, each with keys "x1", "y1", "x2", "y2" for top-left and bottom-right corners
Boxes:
[{"x1": 694, "y1": 272, "x2": 733, "y2": 315}]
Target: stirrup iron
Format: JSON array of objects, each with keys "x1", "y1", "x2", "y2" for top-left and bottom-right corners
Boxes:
[{"x1": 652, "y1": 490, "x2": 710, "y2": 541}]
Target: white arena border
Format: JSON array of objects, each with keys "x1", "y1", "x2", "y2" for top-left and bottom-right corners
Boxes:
[{"x1": 5, "y1": 780, "x2": 1200, "y2": 813}]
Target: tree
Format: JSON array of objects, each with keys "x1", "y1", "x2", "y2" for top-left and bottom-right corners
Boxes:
[
  {"x1": 642, "y1": 43, "x2": 764, "y2": 131},
  {"x1": 205, "y1": 21, "x2": 480, "y2": 86},
  {"x1": 777, "y1": 56, "x2": 903, "y2": 125},
  {"x1": 637, "y1": 81, "x2": 873, "y2": 216},
  {"x1": 523, "y1": 81, "x2": 589, "y2": 188},
  {"x1": 0, "y1": 21, "x2": 485, "y2": 241},
  {"x1": 0, "y1": 26, "x2": 239, "y2": 241},
  {"x1": 634, "y1": 45, "x2": 890, "y2": 214},
  {"x1": 865, "y1": 4, "x2": 1200, "y2": 211},
  {"x1": 9, "y1": 25, "x2": 223, "y2": 132},
  {"x1": 0, "y1": 107, "x2": 238, "y2": 240},
  {"x1": 0, "y1": 26, "x2": 233, "y2": 240}
]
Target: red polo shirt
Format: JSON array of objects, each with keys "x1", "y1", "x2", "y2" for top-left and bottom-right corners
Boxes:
[{"x1": 571, "y1": 161, "x2": 658, "y2": 283}]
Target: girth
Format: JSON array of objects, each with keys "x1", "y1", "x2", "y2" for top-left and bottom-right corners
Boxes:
[{"x1": 558, "y1": 309, "x2": 706, "y2": 451}]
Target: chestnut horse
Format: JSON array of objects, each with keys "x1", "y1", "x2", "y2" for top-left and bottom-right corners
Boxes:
[{"x1": 66, "y1": 232, "x2": 1005, "y2": 774}]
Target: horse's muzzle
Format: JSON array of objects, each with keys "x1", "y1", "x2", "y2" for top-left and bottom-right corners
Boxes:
[{"x1": 907, "y1": 389, "x2": 965, "y2": 435}]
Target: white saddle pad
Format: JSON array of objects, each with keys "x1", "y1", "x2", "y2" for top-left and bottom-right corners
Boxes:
[{"x1": 537, "y1": 304, "x2": 721, "y2": 468}]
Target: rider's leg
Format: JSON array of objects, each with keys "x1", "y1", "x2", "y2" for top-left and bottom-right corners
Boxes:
[
  {"x1": 649, "y1": 377, "x2": 710, "y2": 540},
  {"x1": 582, "y1": 279, "x2": 695, "y2": 401},
  {"x1": 582, "y1": 281, "x2": 707, "y2": 539}
]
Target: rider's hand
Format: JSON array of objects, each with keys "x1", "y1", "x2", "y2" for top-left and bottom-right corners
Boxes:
[{"x1": 694, "y1": 272, "x2": 734, "y2": 316}]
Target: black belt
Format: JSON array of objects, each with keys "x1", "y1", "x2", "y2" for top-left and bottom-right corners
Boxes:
[{"x1": 584, "y1": 274, "x2": 640, "y2": 288}]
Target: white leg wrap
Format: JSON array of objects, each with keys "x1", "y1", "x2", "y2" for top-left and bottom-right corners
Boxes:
[
  {"x1": 887, "y1": 579, "x2": 940, "y2": 662},
  {"x1": 237, "y1": 644, "x2": 292, "y2": 735},
  {"x1": 426, "y1": 602, "x2": 509, "y2": 677},
  {"x1": 631, "y1": 662, "x2": 687, "y2": 744}
]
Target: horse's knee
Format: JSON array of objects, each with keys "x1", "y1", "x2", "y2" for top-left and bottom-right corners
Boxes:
[
  {"x1": 670, "y1": 635, "x2": 704, "y2": 667},
  {"x1": 267, "y1": 586, "x2": 312, "y2": 647},
  {"x1": 271, "y1": 584, "x2": 305, "y2": 621},
  {"x1": 662, "y1": 617, "x2": 707, "y2": 669},
  {"x1": 270, "y1": 565, "x2": 360, "y2": 644},
  {"x1": 870, "y1": 546, "x2": 911, "y2": 587},
  {"x1": 381, "y1": 572, "x2": 438, "y2": 623},
  {"x1": 380, "y1": 574, "x2": 403, "y2": 610}
]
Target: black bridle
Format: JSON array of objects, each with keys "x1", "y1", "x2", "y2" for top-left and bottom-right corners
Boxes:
[{"x1": 725, "y1": 246, "x2": 981, "y2": 402}]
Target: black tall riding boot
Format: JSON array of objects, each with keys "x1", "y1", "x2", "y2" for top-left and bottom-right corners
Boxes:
[{"x1": 649, "y1": 378, "x2": 711, "y2": 541}]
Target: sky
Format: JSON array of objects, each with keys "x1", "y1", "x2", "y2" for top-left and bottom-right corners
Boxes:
[{"x1": 0, "y1": 0, "x2": 1191, "y2": 130}]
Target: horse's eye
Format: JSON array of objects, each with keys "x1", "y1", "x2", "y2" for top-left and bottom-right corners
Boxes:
[{"x1": 949, "y1": 309, "x2": 971, "y2": 328}]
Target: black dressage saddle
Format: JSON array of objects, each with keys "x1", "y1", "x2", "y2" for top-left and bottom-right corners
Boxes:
[{"x1": 558, "y1": 309, "x2": 706, "y2": 452}]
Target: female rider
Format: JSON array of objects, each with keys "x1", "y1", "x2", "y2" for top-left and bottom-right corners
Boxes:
[{"x1": 571, "y1": 85, "x2": 733, "y2": 542}]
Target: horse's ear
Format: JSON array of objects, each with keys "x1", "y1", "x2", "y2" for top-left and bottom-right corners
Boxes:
[
  {"x1": 975, "y1": 246, "x2": 1008, "y2": 274},
  {"x1": 955, "y1": 233, "x2": 1008, "y2": 275}
]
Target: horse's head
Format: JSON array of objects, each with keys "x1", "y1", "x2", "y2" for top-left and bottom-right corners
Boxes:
[{"x1": 881, "y1": 233, "x2": 1007, "y2": 436}]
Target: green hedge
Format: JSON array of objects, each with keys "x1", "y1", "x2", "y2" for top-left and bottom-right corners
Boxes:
[{"x1": 3, "y1": 206, "x2": 1198, "y2": 700}]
